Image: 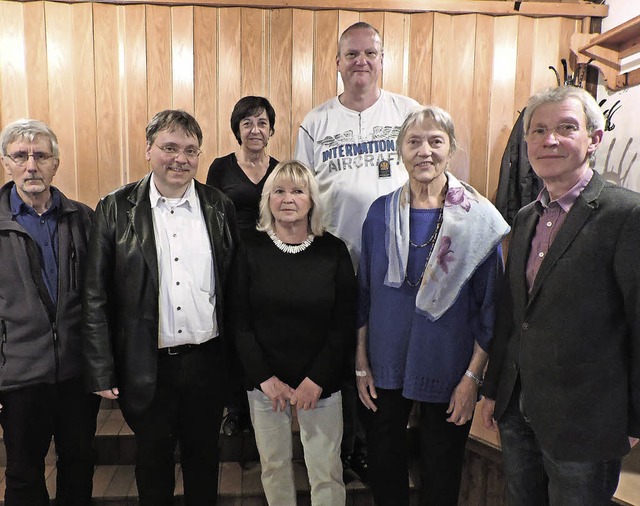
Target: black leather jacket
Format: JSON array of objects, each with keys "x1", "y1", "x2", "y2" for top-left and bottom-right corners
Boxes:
[{"x1": 82, "y1": 175, "x2": 237, "y2": 417}]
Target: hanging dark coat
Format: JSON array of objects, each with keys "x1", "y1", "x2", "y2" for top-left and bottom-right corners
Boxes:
[{"x1": 494, "y1": 108, "x2": 543, "y2": 226}]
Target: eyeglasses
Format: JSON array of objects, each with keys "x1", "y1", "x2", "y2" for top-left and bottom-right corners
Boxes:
[
  {"x1": 4, "y1": 151, "x2": 57, "y2": 167},
  {"x1": 526, "y1": 123, "x2": 582, "y2": 143},
  {"x1": 154, "y1": 144, "x2": 202, "y2": 159}
]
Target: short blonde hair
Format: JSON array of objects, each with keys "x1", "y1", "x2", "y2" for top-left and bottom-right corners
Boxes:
[{"x1": 257, "y1": 160, "x2": 325, "y2": 236}]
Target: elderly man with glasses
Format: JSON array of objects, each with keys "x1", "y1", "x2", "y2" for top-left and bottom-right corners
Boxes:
[
  {"x1": 83, "y1": 109, "x2": 239, "y2": 506},
  {"x1": 0, "y1": 119, "x2": 101, "y2": 506},
  {"x1": 482, "y1": 86, "x2": 640, "y2": 506}
]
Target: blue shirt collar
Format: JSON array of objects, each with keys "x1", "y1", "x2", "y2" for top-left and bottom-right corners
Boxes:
[{"x1": 9, "y1": 184, "x2": 60, "y2": 217}]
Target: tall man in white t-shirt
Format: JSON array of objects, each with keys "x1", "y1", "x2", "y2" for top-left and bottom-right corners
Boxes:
[{"x1": 294, "y1": 21, "x2": 419, "y2": 482}]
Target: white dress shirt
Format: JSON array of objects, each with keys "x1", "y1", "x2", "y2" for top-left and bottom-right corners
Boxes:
[{"x1": 149, "y1": 175, "x2": 218, "y2": 348}]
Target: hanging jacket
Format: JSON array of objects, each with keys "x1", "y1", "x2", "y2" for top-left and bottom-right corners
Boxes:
[{"x1": 495, "y1": 108, "x2": 543, "y2": 226}]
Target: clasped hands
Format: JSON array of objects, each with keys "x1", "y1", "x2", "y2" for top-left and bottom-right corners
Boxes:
[{"x1": 260, "y1": 376, "x2": 322, "y2": 412}]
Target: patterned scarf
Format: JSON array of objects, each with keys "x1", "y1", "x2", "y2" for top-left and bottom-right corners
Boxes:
[{"x1": 385, "y1": 172, "x2": 510, "y2": 321}]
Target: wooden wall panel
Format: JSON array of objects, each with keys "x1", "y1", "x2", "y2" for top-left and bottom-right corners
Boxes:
[
  {"x1": 514, "y1": 16, "x2": 535, "y2": 114},
  {"x1": 314, "y1": 10, "x2": 339, "y2": 106},
  {"x1": 448, "y1": 14, "x2": 477, "y2": 184},
  {"x1": 381, "y1": 12, "x2": 406, "y2": 95},
  {"x1": 0, "y1": 2, "x2": 28, "y2": 135},
  {"x1": 469, "y1": 14, "x2": 494, "y2": 196},
  {"x1": 24, "y1": 2, "x2": 50, "y2": 125},
  {"x1": 93, "y1": 3, "x2": 124, "y2": 197},
  {"x1": 146, "y1": 6, "x2": 172, "y2": 117},
  {"x1": 217, "y1": 8, "x2": 242, "y2": 155},
  {"x1": 268, "y1": 8, "x2": 293, "y2": 161},
  {"x1": 486, "y1": 15, "x2": 518, "y2": 200},
  {"x1": 531, "y1": 17, "x2": 564, "y2": 97},
  {"x1": 408, "y1": 12, "x2": 434, "y2": 105},
  {"x1": 0, "y1": 1, "x2": 593, "y2": 206},
  {"x1": 194, "y1": 6, "x2": 218, "y2": 180},
  {"x1": 240, "y1": 8, "x2": 265, "y2": 98},
  {"x1": 45, "y1": 2, "x2": 76, "y2": 194},
  {"x1": 71, "y1": 2, "x2": 100, "y2": 205},
  {"x1": 122, "y1": 4, "x2": 148, "y2": 183},
  {"x1": 172, "y1": 6, "x2": 196, "y2": 113},
  {"x1": 290, "y1": 8, "x2": 313, "y2": 159},
  {"x1": 431, "y1": 13, "x2": 454, "y2": 109}
]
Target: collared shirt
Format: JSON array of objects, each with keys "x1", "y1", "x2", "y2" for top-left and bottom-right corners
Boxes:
[
  {"x1": 149, "y1": 175, "x2": 218, "y2": 348},
  {"x1": 10, "y1": 185, "x2": 60, "y2": 303},
  {"x1": 526, "y1": 168, "x2": 594, "y2": 292}
]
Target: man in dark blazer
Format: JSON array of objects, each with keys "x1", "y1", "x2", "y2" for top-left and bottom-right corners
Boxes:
[
  {"x1": 83, "y1": 110, "x2": 238, "y2": 506},
  {"x1": 482, "y1": 86, "x2": 640, "y2": 506}
]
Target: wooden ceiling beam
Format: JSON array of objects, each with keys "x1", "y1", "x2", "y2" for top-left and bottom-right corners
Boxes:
[{"x1": 35, "y1": 0, "x2": 608, "y2": 19}]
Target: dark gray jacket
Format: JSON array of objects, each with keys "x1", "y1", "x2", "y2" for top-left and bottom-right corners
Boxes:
[
  {"x1": 0, "y1": 181, "x2": 93, "y2": 391},
  {"x1": 484, "y1": 172, "x2": 640, "y2": 461}
]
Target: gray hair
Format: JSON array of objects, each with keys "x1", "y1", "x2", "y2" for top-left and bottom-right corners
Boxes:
[
  {"x1": 257, "y1": 159, "x2": 325, "y2": 236},
  {"x1": 523, "y1": 86, "x2": 605, "y2": 135},
  {"x1": 397, "y1": 105, "x2": 458, "y2": 161},
  {"x1": 523, "y1": 87, "x2": 604, "y2": 168},
  {"x1": 0, "y1": 119, "x2": 59, "y2": 157}
]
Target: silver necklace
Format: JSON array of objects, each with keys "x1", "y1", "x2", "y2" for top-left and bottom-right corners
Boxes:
[
  {"x1": 405, "y1": 208, "x2": 444, "y2": 287},
  {"x1": 268, "y1": 231, "x2": 315, "y2": 254}
]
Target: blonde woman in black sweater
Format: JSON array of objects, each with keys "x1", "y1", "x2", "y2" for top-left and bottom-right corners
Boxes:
[{"x1": 233, "y1": 160, "x2": 356, "y2": 506}]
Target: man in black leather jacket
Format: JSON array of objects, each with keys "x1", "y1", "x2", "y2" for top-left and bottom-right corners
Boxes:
[{"x1": 83, "y1": 110, "x2": 238, "y2": 506}]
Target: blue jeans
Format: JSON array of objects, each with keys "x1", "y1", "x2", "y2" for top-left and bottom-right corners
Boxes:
[{"x1": 498, "y1": 393, "x2": 621, "y2": 506}]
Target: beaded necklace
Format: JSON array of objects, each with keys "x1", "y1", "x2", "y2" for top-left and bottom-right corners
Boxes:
[
  {"x1": 268, "y1": 230, "x2": 315, "y2": 254},
  {"x1": 405, "y1": 207, "x2": 444, "y2": 287}
]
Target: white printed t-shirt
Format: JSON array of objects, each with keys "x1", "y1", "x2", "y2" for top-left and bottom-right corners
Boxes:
[{"x1": 295, "y1": 90, "x2": 419, "y2": 266}]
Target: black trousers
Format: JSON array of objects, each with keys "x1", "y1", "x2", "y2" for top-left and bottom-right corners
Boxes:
[
  {"x1": 341, "y1": 375, "x2": 367, "y2": 457},
  {"x1": 123, "y1": 338, "x2": 226, "y2": 506},
  {"x1": 365, "y1": 388, "x2": 471, "y2": 506},
  {"x1": 0, "y1": 376, "x2": 101, "y2": 506}
]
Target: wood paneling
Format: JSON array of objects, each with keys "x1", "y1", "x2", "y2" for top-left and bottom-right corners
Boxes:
[
  {"x1": 381, "y1": 12, "x2": 407, "y2": 95},
  {"x1": 24, "y1": 2, "x2": 49, "y2": 125},
  {"x1": 93, "y1": 3, "x2": 124, "y2": 196},
  {"x1": 290, "y1": 8, "x2": 313, "y2": 159},
  {"x1": 0, "y1": 1, "x2": 592, "y2": 206},
  {"x1": 217, "y1": 8, "x2": 242, "y2": 156},
  {"x1": 193, "y1": 5, "x2": 218, "y2": 181},
  {"x1": 71, "y1": 2, "x2": 99, "y2": 204},
  {"x1": 146, "y1": 6, "x2": 172, "y2": 117},
  {"x1": 408, "y1": 12, "x2": 433, "y2": 105},
  {"x1": 44, "y1": 2, "x2": 74, "y2": 193},
  {"x1": 172, "y1": 6, "x2": 195, "y2": 113},
  {"x1": 57, "y1": 0, "x2": 608, "y2": 19},
  {"x1": 268, "y1": 8, "x2": 293, "y2": 160}
]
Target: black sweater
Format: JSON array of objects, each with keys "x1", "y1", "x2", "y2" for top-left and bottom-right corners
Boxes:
[{"x1": 232, "y1": 231, "x2": 356, "y2": 397}]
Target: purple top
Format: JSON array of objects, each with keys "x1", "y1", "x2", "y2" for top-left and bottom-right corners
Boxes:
[{"x1": 358, "y1": 196, "x2": 501, "y2": 403}]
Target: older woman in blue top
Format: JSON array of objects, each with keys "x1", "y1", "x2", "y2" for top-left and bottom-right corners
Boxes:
[{"x1": 355, "y1": 105, "x2": 510, "y2": 506}]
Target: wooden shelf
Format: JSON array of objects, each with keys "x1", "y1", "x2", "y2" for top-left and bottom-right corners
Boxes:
[{"x1": 571, "y1": 15, "x2": 640, "y2": 90}]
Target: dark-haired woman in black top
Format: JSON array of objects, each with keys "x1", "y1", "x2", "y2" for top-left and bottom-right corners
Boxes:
[
  {"x1": 206, "y1": 96, "x2": 279, "y2": 435},
  {"x1": 207, "y1": 96, "x2": 279, "y2": 233}
]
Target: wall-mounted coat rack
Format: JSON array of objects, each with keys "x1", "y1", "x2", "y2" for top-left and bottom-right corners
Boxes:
[{"x1": 570, "y1": 14, "x2": 640, "y2": 90}]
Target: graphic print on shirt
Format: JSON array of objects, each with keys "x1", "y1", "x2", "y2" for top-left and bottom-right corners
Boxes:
[{"x1": 318, "y1": 126, "x2": 402, "y2": 176}]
